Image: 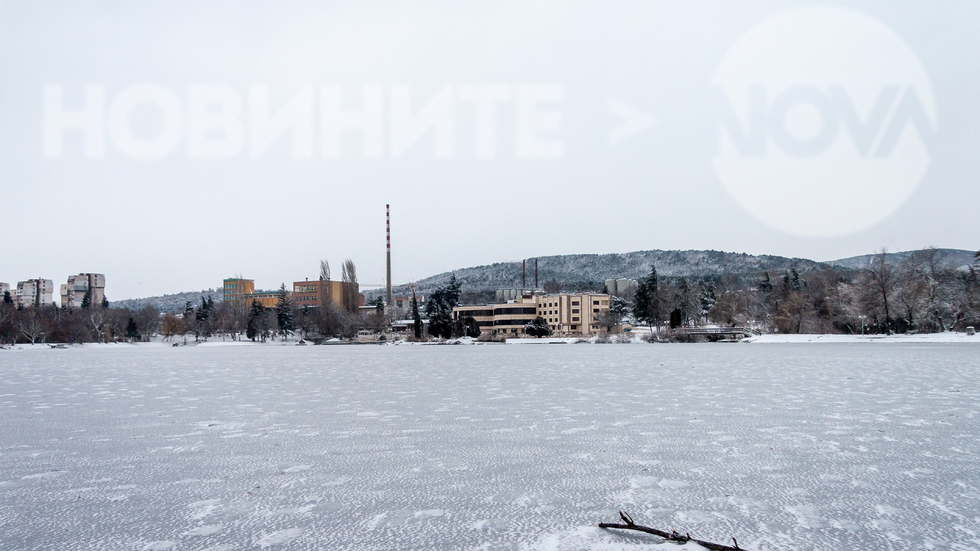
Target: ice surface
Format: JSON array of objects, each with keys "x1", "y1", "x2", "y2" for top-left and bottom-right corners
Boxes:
[{"x1": 1, "y1": 344, "x2": 978, "y2": 550}]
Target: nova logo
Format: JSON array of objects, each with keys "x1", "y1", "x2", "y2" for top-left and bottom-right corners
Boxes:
[{"x1": 712, "y1": 7, "x2": 937, "y2": 238}]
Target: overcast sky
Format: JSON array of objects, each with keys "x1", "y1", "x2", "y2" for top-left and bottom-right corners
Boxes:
[{"x1": 1, "y1": 1, "x2": 977, "y2": 301}]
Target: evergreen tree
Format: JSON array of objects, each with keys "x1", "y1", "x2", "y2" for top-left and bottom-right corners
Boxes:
[
  {"x1": 609, "y1": 295, "x2": 631, "y2": 317},
  {"x1": 126, "y1": 317, "x2": 139, "y2": 341},
  {"x1": 101, "y1": 296, "x2": 109, "y2": 308},
  {"x1": 758, "y1": 272, "x2": 774, "y2": 294},
  {"x1": 524, "y1": 316, "x2": 552, "y2": 338},
  {"x1": 81, "y1": 291, "x2": 91, "y2": 309},
  {"x1": 275, "y1": 283, "x2": 294, "y2": 339},
  {"x1": 2, "y1": 290, "x2": 11, "y2": 304},
  {"x1": 699, "y1": 283, "x2": 717, "y2": 321},
  {"x1": 633, "y1": 266, "x2": 660, "y2": 327},
  {"x1": 195, "y1": 296, "x2": 213, "y2": 339},
  {"x1": 425, "y1": 274, "x2": 461, "y2": 339},
  {"x1": 411, "y1": 290, "x2": 423, "y2": 339},
  {"x1": 246, "y1": 299, "x2": 265, "y2": 342},
  {"x1": 462, "y1": 316, "x2": 481, "y2": 338}
]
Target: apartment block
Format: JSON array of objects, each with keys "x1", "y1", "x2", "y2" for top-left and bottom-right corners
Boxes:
[
  {"x1": 60, "y1": 273, "x2": 106, "y2": 308},
  {"x1": 0, "y1": 283, "x2": 9, "y2": 300},
  {"x1": 15, "y1": 279, "x2": 55, "y2": 308}
]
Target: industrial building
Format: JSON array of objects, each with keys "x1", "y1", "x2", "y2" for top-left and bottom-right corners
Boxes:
[{"x1": 604, "y1": 278, "x2": 638, "y2": 296}]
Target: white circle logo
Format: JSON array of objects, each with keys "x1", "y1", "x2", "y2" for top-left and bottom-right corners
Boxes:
[{"x1": 712, "y1": 7, "x2": 937, "y2": 238}]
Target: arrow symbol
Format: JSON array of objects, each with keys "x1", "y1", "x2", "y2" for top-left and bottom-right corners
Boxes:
[{"x1": 607, "y1": 97, "x2": 656, "y2": 146}]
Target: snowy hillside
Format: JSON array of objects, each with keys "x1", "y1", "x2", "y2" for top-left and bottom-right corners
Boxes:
[
  {"x1": 111, "y1": 289, "x2": 223, "y2": 313},
  {"x1": 372, "y1": 249, "x2": 838, "y2": 302},
  {"x1": 826, "y1": 248, "x2": 976, "y2": 270}
]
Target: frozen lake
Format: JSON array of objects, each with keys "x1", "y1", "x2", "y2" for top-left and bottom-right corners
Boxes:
[{"x1": 1, "y1": 344, "x2": 978, "y2": 550}]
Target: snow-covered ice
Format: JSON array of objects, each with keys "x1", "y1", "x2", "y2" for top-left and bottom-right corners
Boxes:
[{"x1": 1, "y1": 344, "x2": 978, "y2": 550}]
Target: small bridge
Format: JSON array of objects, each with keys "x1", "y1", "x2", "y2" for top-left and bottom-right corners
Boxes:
[{"x1": 671, "y1": 326, "x2": 756, "y2": 340}]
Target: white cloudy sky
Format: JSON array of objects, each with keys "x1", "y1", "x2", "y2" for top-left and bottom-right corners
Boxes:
[{"x1": 1, "y1": 1, "x2": 977, "y2": 300}]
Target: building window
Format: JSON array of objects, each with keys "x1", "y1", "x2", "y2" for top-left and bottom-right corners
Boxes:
[
  {"x1": 593, "y1": 300, "x2": 599, "y2": 305},
  {"x1": 572, "y1": 301, "x2": 579, "y2": 306},
  {"x1": 570, "y1": 325, "x2": 577, "y2": 330},
  {"x1": 572, "y1": 309, "x2": 579, "y2": 314},
  {"x1": 572, "y1": 317, "x2": 579, "y2": 322}
]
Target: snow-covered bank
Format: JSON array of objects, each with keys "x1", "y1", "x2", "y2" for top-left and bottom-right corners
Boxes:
[{"x1": 743, "y1": 332, "x2": 979, "y2": 343}]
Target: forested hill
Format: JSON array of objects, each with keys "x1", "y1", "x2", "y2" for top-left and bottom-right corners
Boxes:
[
  {"x1": 376, "y1": 249, "x2": 838, "y2": 301},
  {"x1": 826, "y1": 249, "x2": 976, "y2": 271},
  {"x1": 112, "y1": 289, "x2": 222, "y2": 313}
]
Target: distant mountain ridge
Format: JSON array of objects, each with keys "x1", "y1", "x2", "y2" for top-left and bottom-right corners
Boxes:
[
  {"x1": 824, "y1": 248, "x2": 976, "y2": 271},
  {"x1": 113, "y1": 248, "x2": 976, "y2": 311}
]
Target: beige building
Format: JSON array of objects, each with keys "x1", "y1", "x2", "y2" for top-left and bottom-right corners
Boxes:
[
  {"x1": 60, "y1": 273, "x2": 106, "y2": 308},
  {"x1": 16, "y1": 279, "x2": 55, "y2": 308},
  {"x1": 223, "y1": 278, "x2": 256, "y2": 307},
  {"x1": 454, "y1": 292, "x2": 612, "y2": 337},
  {"x1": 293, "y1": 279, "x2": 349, "y2": 309}
]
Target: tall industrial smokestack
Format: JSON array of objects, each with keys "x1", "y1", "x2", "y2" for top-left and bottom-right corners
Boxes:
[{"x1": 386, "y1": 204, "x2": 392, "y2": 307}]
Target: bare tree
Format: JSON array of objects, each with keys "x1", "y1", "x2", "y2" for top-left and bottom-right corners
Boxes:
[
  {"x1": 319, "y1": 260, "x2": 331, "y2": 306},
  {"x1": 88, "y1": 308, "x2": 107, "y2": 342},
  {"x1": 135, "y1": 305, "x2": 161, "y2": 342},
  {"x1": 864, "y1": 248, "x2": 897, "y2": 332},
  {"x1": 342, "y1": 259, "x2": 359, "y2": 313},
  {"x1": 18, "y1": 314, "x2": 45, "y2": 344}
]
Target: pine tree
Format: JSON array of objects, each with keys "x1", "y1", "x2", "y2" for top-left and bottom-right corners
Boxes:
[
  {"x1": 275, "y1": 283, "x2": 294, "y2": 339},
  {"x1": 699, "y1": 283, "x2": 717, "y2": 321},
  {"x1": 126, "y1": 318, "x2": 139, "y2": 341},
  {"x1": 633, "y1": 266, "x2": 660, "y2": 328},
  {"x1": 247, "y1": 299, "x2": 265, "y2": 342},
  {"x1": 81, "y1": 291, "x2": 91, "y2": 309},
  {"x1": 411, "y1": 289, "x2": 423, "y2": 340},
  {"x1": 2, "y1": 290, "x2": 11, "y2": 304},
  {"x1": 425, "y1": 274, "x2": 461, "y2": 339},
  {"x1": 101, "y1": 296, "x2": 109, "y2": 308}
]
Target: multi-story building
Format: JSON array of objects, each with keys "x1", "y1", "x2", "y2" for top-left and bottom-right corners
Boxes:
[
  {"x1": 453, "y1": 292, "x2": 612, "y2": 337},
  {"x1": 15, "y1": 279, "x2": 55, "y2": 308},
  {"x1": 292, "y1": 279, "x2": 363, "y2": 310},
  {"x1": 292, "y1": 279, "x2": 345, "y2": 308},
  {"x1": 60, "y1": 273, "x2": 106, "y2": 308},
  {"x1": 223, "y1": 278, "x2": 255, "y2": 307},
  {"x1": 0, "y1": 283, "x2": 9, "y2": 301},
  {"x1": 535, "y1": 293, "x2": 611, "y2": 335},
  {"x1": 244, "y1": 290, "x2": 281, "y2": 309}
]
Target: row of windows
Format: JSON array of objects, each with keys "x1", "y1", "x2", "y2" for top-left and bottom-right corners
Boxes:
[
  {"x1": 493, "y1": 307, "x2": 537, "y2": 315},
  {"x1": 494, "y1": 318, "x2": 536, "y2": 326}
]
